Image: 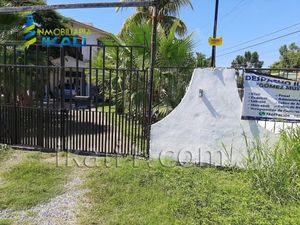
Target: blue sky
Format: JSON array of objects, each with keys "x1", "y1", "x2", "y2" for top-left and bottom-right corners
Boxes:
[{"x1": 47, "y1": 0, "x2": 300, "y2": 67}]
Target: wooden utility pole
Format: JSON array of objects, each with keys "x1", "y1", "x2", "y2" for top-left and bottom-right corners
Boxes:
[{"x1": 211, "y1": 0, "x2": 220, "y2": 67}]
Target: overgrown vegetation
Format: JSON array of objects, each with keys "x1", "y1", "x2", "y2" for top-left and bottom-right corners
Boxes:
[
  {"x1": 0, "y1": 153, "x2": 70, "y2": 210},
  {"x1": 0, "y1": 220, "x2": 12, "y2": 225},
  {"x1": 79, "y1": 158, "x2": 300, "y2": 225},
  {"x1": 245, "y1": 128, "x2": 300, "y2": 204}
]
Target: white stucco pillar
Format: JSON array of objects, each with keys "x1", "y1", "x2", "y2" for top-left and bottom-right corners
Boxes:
[{"x1": 150, "y1": 68, "x2": 276, "y2": 166}]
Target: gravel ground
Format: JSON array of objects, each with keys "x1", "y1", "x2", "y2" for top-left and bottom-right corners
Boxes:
[{"x1": 0, "y1": 176, "x2": 88, "y2": 225}]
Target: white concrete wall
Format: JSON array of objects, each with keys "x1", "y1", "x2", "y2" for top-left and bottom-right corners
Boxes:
[
  {"x1": 82, "y1": 33, "x2": 99, "y2": 62},
  {"x1": 68, "y1": 22, "x2": 100, "y2": 63},
  {"x1": 150, "y1": 68, "x2": 277, "y2": 167}
]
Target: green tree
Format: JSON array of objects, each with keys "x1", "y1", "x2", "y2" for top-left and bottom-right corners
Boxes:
[
  {"x1": 0, "y1": 0, "x2": 67, "y2": 44},
  {"x1": 118, "y1": 0, "x2": 193, "y2": 36},
  {"x1": 271, "y1": 43, "x2": 300, "y2": 68},
  {"x1": 195, "y1": 52, "x2": 211, "y2": 68},
  {"x1": 94, "y1": 21, "x2": 194, "y2": 119},
  {"x1": 231, "y1": 51, "x2": 264, "y2": 68}
]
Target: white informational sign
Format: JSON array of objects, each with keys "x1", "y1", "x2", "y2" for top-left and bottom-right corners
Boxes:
[{"x1": 242, "y1": 73, "x2": 300, "y2": 122}]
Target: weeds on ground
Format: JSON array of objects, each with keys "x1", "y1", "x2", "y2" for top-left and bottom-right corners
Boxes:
[
  {"x1": 245, "y1": 128, "x2": 300, "y2": 203},
  {"x1": 79, "y1": 158, "x2": 300, "y2": 225}
]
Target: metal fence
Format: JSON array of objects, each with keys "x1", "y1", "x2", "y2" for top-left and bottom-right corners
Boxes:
[{"x1": 0, "y1": 43, "x2": 150, "y2": 156}]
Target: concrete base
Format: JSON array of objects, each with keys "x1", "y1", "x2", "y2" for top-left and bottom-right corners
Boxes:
[{"x1": 150, "y1": 68, "x2": 276, "y2": 166}]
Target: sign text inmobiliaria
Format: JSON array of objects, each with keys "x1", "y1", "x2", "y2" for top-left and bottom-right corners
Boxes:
[
  {"x1": 23, "y1": 14, "x2": 92, "y2": 49},
  {"x1": 242, "y1": 73, "x2": 300, "y2": 122}
]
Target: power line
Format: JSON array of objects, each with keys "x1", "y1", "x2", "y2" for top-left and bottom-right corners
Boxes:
[
  {"x1": 252, "y1": 41, "x2": 300, "y2": 58},
  {"x1": 220, "y1": 0, "x2": 248, "y2": 20},
  {"x1": 198, "y1": 0, "x2": 249, "y2": 34},
  {"x1": 217, "y1": 29, "x2": 300, "y2": 58},
  {"x1": 219, "y1": 22, "x2": 300, "y2": 53},
  {"x1": 218, "y1": 0, "x2": 253, "y2": 31}
]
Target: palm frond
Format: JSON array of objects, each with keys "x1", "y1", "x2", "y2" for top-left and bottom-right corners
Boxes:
[{"x1": 118, "y1": 0, "x2": 192, "y2": 36}]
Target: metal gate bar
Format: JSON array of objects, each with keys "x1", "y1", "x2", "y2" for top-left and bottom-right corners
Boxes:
[{"x1": 0, "y1": 44, "x2": 150, "y2": 157}]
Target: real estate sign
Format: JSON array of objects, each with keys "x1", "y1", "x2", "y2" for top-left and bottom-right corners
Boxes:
[
  {"x1": 241, "y1": 73, "x2": 300, "y2": 122},
  {"x1": 23, "y1": 14, "x2": 91, "y2": 49}
]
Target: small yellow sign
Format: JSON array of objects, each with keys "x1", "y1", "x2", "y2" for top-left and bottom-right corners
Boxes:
[{"x1": 208, "y1": 37, "x2": 223, "y2": 46}]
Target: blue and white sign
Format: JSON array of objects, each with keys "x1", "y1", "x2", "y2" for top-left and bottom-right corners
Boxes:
[{"x1": 241, "y1": 73, "x2": 300, "y2": 122}]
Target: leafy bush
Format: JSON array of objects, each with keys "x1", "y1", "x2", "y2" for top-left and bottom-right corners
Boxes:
[{"x1": 245, "y1": 128, "x2": 300, "y2": 203}]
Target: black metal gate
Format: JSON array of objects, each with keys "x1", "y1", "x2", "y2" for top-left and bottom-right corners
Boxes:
[{"x1": 0, "y1": 43, "x2": 150, "y2": 157}]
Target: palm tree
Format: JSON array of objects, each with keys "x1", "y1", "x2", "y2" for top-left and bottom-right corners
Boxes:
[
  {"x1": 118, "y1": 0, "x2": 193, "y2": 36},
  {"x1": 93, "y1": 21, "x2": 194, "y2": 119}
]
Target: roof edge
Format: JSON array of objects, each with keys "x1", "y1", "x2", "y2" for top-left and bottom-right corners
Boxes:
[{"x1": 67, "y1": 18, "x2": 111, "y2": 36}]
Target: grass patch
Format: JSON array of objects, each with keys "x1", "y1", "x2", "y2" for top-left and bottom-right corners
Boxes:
[
  {"x1": 0, "y1": 220, "x2": 12, "y2": 225},
  {"x1": 0, "y1": 153, "x2": 70, "y2": 210},
  {"x1": 79, "y1": 158, "x2": 300, "y2": 225},
  {"x1": 0, "y1": 145, "x2": 11, "y2": 163},
  {"x1": 246, "y1": 128, "x2": 300, "y2": 203}
]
